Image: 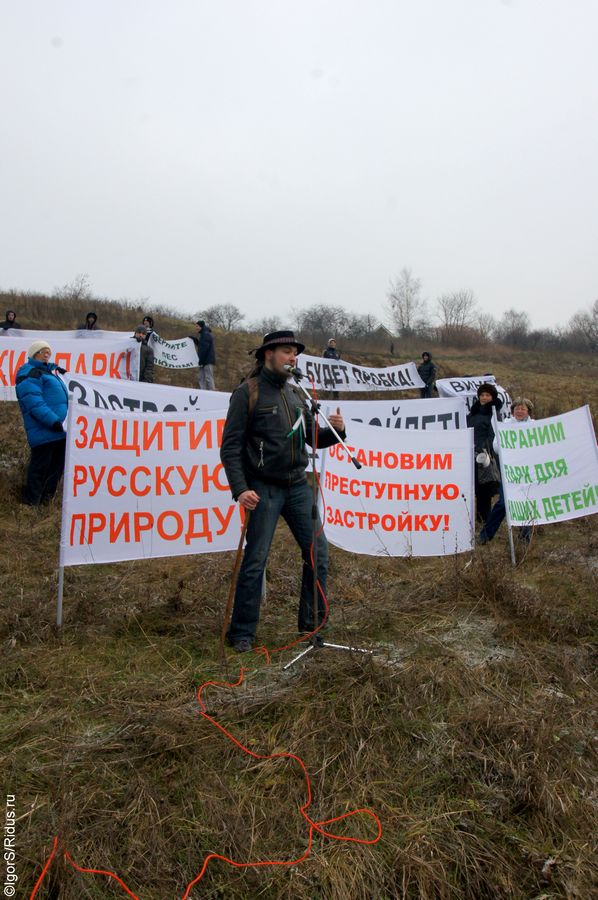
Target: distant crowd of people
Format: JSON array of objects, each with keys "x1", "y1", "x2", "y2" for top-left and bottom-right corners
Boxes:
[{"x1": 1, "y1": 308, "x2": 220, "y2": 390}]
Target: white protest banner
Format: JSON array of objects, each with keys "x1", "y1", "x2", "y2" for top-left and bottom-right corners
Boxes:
[
  {"x1": 322, "y1": 421, "x2": 474, "y2": 556},
  {"x1": 0, "y1": 337, "x2": 140, "y2": 401},
  {"x1": 0, "y1": 327, "x2": 133, "y2": 340},
  {"x1": 148, "y1": 332, "x2": 199, "y2": 369},
  {"x1": 436, "y1": 374, "x2": 512, "y2": 418},
  {"x1": 300, "y1": 353, "x2": 424, "y2": 392},
  {"x1": 65, "y1": 373, "x2": 230, "y2": 414},
  {"x1": 497, "y1": 406, "x2": 598, "y2": 527},
  {"x1": 334, "y1": 397, "x2": 467, "y2": 431},
  {"x1": 60, "y1": 406, "x2": 242, "y2": 566}
]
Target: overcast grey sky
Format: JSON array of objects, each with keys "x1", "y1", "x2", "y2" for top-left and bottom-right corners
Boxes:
[{"x1": 1, "y1": 0, "x2": 597, "y2": 329}]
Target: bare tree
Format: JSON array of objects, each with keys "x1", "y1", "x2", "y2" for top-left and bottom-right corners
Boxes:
[
  {"x1": 345, "y1": 313, "x2": 379, "y2": 338},
  {"x1": 569, "y1": 299, "x2": 598, "y2": 351},
  {"x1": 54, "y1": 273, "x2": 93, "y2": 302},
  {"x1": 248, "y1": 315, "x2": 282, "y2": 335},
  {"x1": 495, "y1": 309, "x2": 531, "y2": 347},
  {"x1": 386, "y1": 268, "x2": 428, "y2": 336},
  {"x1": 476, "y1": 312, "x2": 497, "y2": 345},
  {"x1": 293, "y1": 303, "x2": 349, "y2": 345},
  {"x1": 435, "y1": 289, "x2": 478, "y2": 343},
  {"x1": 196, "y1": 303, "x2": 245, "y2": 331}
]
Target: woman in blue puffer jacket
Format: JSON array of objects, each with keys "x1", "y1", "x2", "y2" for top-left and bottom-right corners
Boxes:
[{"x1": 15, "y1": 340, "x2": 69, "y2": 505}]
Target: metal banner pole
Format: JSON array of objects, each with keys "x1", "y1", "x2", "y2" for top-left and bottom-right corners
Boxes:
[
  {"x1": 492, "y1": 408, "x2": 516, "y2": 567},
  {"x1": 56, "y1": 391, "x2": 76, "y2": 627},
  {"x1": 57, "y1": 566, "x2": 64, "y2": 628}
]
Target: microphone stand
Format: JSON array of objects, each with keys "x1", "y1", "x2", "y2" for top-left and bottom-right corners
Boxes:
[{"x1": 282, "y1": 368, "x2": 373, "y2": 671}]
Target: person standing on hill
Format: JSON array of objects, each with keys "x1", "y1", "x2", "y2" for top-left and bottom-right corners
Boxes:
[
  {"x1": 467, "y1": 383, "x2": 503, "y2": 524},
  {"x1": 323, "y1": 338, "x2": 341, "y2": 360},
  {"x1": 78, "y1": 311, "x2": 98, "y2": 330},
  {"x1": 191, "y1": 320, "x2": 216, "y2": 390},
  {"x1": 15, "y1": 340, "x2": 68, "y2": 506},
  {"x1": 142, "y1": 315, "x2": 155, "y2": 342},
  {"x1": 417, "y1": 352, "x2": 436, "y2": 398},
  {"x1": 220, "y1": 330, "x2": 346, "y2": 653},
  {"x1": 133, "y1": 325, "x2": 154, "y2": 382},
  {"x1": 323, "y1": 338, "x2": 341, "y2": 398},
  {"x1": 0, "y1": 309, "x2": 21, "y2": 329},
  {"x1": 479, "y1": 398, "x2": 534, "y2": 545}
]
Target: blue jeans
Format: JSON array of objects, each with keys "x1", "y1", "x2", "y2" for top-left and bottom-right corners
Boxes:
[
  {"x1": 227, "y1": 478, "x2": 328, "y2": 642},
  {"x1": 481, "y1": 484, "x2": 531, "y2": 542}
]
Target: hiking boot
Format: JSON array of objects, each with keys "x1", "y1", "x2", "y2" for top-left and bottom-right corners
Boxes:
[
  {"x1": 232, "y1": 638, "x2": 253, "y2": 654},
  {"x1": 299, "y1": 632, "x2": 324, "y2": 646}
]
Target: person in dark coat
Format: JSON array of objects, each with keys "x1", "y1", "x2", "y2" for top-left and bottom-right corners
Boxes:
[
  {"x1": 323, "y1": 338, "x2": 341, "y2": 360},
  {"x1": 0, "y1": 309, "x2": 21, "y2": 329},
  {"x1": 323, "y1": 338, "x2": 341, "y2": 398},
  {"x1": 142, "y1": 315, "x2": 155, "y2": 343},
  {"x1": 78, "y1": 311, "x2": 98, "y2": 330},
  {"x1": 191, "y1": 320, "x2": 216, "y2": 389},
  {"x1": 467, "y1": 382, "x2": 503, "y2": 523},
  {"x1": 220, "y1": 330, "x2": 346, "y2": 652},
  {"x1": 133, "y1": 326, "x2": 154, "y2": 382},
  {"x1": 417, "y1": 352, "x2": 437, "y2": 398},
  {"x1": 15, "y1": 340, "x2": 69, "y2": 506}
]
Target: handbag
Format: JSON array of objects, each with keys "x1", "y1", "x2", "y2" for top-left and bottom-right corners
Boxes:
[{"x1": 477, "y1": 452, "x2": 500, "y2": 485}]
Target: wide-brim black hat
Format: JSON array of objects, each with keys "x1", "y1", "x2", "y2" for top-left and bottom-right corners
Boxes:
[{"x1": 249, "y1": 330, "x2": 306, "y2": 358}]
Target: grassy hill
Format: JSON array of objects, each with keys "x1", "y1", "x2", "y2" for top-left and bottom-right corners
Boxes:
[{"x1": 1, "y1": 295, "x2": 597, "y2": 898}]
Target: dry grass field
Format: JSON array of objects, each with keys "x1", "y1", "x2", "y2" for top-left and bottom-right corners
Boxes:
[{"x1": 1, "y1": 295, "x2": 597, "y2": 898}]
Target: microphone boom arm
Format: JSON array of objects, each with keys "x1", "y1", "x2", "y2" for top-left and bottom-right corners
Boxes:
[{"x1": 288, "y1": 369, "x2": 362, "y2": 470}]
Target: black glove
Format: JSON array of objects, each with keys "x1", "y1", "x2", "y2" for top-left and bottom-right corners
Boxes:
[
  {"x1": 51, "y1": 421, "x2": 64, "y2": 433},
  {"x1": 55, "y1": 366, "x2": 67, "y2": 375}
]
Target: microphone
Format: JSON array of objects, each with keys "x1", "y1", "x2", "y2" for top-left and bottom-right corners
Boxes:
[{"x1": 283, "y1": 364, "x2": 305, "y2": 379}]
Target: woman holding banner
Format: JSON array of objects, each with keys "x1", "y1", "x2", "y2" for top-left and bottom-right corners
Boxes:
[
  {"x1": 479, "y1": 398, "x2": 534, "y2": 545},
  {"x1": 15, "y1": 340, "x2": 68, "y2": 506},
  {"x1": 467, "y1": 383, "x2": 502, "y2": 524}
]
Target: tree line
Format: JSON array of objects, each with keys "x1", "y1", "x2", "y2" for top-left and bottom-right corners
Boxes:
[
  {"x1": 197, "y1": 267, "x2": 598, "y2": 353},
  {"x1": 2, "y1": 270, "x2": 596, "y2": 353}
]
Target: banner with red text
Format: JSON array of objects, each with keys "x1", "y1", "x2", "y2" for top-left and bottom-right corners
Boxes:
[
  {"x1": 59, "y1": 406, "x2": 242, "y2": 566},
  {"x1": 497, "y1": 406, "x2": 598, "y2": 527},
  {"x1": 322, "y1": 421, "x2": 474, "y2": 556},
  {"x1": 301, "y1": 354, "x2": 424, "y2": 392},
  {"x1": 1, "y1": 336, "x2": 139, "y2": 401},
  {"x1": 330, "y1": 397, "x2": 467, "y2": 431}
]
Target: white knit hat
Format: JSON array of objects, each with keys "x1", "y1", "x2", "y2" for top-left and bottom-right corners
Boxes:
[{"x1": 27, "y1": 340, "x2": 52, "y2": 358}]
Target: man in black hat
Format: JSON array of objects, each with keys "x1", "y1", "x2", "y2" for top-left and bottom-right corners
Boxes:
[{"x1": 220, "y1": 330, "x2": 346, "y2": 653}]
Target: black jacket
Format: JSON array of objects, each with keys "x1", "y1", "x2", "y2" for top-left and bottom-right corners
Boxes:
[
  {"x1": 417, "y1": 354, "x2": 437, "y2": 386},
  {"x1": 220, "y1": 367, "x2": 345, "y2": 499},
  {"x1": 467, "y1": 397, "x2": 503, "y2": 453},
  {"x1": 323, "y1": 347, "x2": 341, "y2": 360},
  {"x1": 191, "y1": 326, "x2": 216, "y2": 366},
  {"x1": 139, "y1": 343, "x2": 154, "y2": 383},
  {"x1": 1, "y1": 310, "x2": 20, "y2": 329}
]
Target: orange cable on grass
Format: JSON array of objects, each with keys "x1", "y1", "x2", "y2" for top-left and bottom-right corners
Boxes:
[
  {"x1": 30, "y1": 669, "x2": 381, "y2": 898},
  {"x1": 29, "y1": 381, "x2": 381, "y2": 898},
  {"x1": 29, "y1": 835, "x2": 59, "y2": 898}
]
